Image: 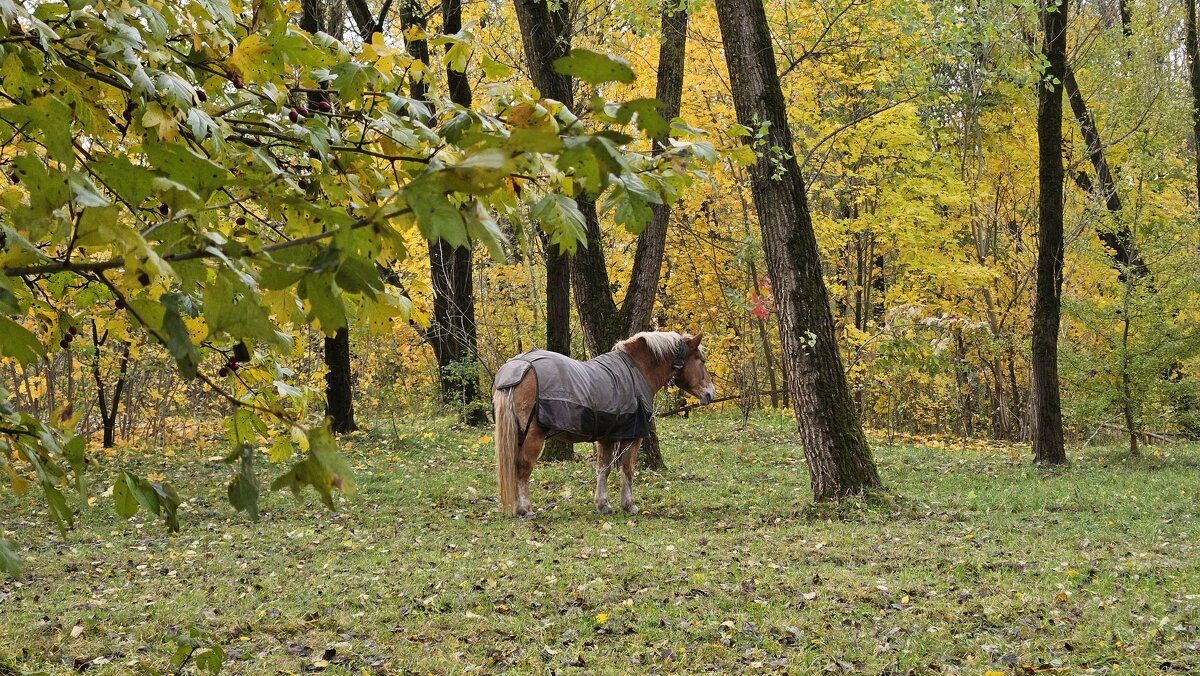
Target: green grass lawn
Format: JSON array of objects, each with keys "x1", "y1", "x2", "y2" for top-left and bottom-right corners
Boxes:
[{"x1": 2, "y1": 413, "x2": 1199, "y2": 674}]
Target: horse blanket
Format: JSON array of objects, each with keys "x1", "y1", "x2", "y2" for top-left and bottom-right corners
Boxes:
[{"x1": 493, "y1": 349, "x2": 654, "y2": 441}]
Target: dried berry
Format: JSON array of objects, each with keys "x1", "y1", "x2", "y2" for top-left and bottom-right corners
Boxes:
[{"x1": 235, "y1": 216, "x2": 247, "y2": 226}]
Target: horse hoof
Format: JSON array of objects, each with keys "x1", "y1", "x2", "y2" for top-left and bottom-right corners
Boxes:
[
  {"x1": 596, "y1": 502, "x2": 613, "y2": 515},
  {"x1": 622, "y1": 503, "x2": 639, "y2": 516}
]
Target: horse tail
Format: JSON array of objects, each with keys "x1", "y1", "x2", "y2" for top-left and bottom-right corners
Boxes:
[{"x1": 494, "y1": 387, "x2": 519, "y2": 516}]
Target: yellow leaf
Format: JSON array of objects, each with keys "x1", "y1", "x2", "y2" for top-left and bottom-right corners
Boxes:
[
  {"x1": 228, "y1": 34, "x2": 272, "y2": 82},
  {"x1": 595, "y1": 613, "x2": 609, "y2": 624}
]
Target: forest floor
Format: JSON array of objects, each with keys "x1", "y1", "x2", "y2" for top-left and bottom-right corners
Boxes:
[{"x1": 1, "y1": 412, "x2": 1199, "y2": 674}]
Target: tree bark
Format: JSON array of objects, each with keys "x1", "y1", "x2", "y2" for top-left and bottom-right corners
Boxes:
[
  {"x1": 324, "y1": 328, "x2": 358, "y2": 433},
  {"x1": 513, "y1": 0, "x2": 576, "y2": 461},
  {"x1": 431, "y1": 0, "x2": 486, "y2": 424},
  {"x1": 305, "y1": 0, "x2": 358, "y2": 435},
  {"x1": 715, "y1": 0, "x2": 882, "y2": 500},
  {"x1": 1062, "y1": 65, "x2": 1147, "y2": 277},
  {"x1": 1188, "y1": 0, "x2": 1200, "y2": 200},
  {"x1": 1031, "y1": 0, "x2": 1068, "y2": 465}
]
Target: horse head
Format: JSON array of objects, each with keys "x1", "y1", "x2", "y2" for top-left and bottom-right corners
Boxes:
[{"x1": 676, "y1": 332, "x2": 716, "y2": 405}]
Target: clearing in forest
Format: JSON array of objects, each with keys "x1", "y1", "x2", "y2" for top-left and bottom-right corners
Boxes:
[{"x1": 1, "y1": 414, "x2": 1198, "y2": 674}]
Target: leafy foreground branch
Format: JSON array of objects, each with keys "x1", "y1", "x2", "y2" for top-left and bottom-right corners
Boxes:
[{"x1": 0, "y1": 0, "x2": 712, "y2": 574}]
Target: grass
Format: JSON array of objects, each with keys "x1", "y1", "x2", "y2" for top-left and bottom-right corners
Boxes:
[{"x1": 2, "y1": 412, "x2": 1199, "y2": 674}]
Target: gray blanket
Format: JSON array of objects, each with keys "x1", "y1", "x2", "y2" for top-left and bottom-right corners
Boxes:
[{"x1": 493, "y1": 349, "x2": 654, "y2": 441}]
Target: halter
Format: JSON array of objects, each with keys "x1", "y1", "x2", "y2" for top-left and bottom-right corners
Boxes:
[{"x1": 668, "y1": 338, "x2": 687, "y2": 388}]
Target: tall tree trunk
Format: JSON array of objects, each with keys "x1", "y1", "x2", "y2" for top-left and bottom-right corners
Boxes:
[
  {"x1": 395, "y1": 0, "x2": 484, "y2": 424},
  {"x1": 541, "y1": 236, "x2": 574, "y2": 460},
  {"x1": 305, "y1": 0, "x2": 358, "y2": 435},
  {"x1": 1031, "y1": 0, "x2": 1068, "y2": 465},
  {"x1": 324, "y1": 328, "x2": 358, "y2": 433},
  {"x1": 300, "y1": 0, "x2": 355, "y2": 437},
  {"x1": 627, "y1": 4, "x2": 688, "y2": 470},
  {"x1": 512, "y1": 0, "x2": 576, "y2": 461},
  {"x1": 1188, "y1": 0, "x2": 1200, "y2": 200},
  {"x1": 715, "y1": 0, "x2": 882, "y2": 500},
  {"x1": 427, "y1": 0, "x2": 486, "y2": 424},
  {"x1": 1062, "y1": 66, "x2": 1147, "y2": 277}
]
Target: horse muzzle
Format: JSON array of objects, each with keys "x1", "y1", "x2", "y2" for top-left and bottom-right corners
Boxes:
[{"x1": 700, "y1": 385, "x2": 715, "y2": 406}]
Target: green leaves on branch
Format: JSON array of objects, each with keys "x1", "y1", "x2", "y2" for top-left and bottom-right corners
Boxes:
[
  {"x1": 553, "y1": 48, "x2": 636, "y2": 85},
  {"x1": 0, "y1": 0, "x2": 709, "y2": 552},
  {"x1": 113, "y1": 470, "x2": 181, "y2": 532}
]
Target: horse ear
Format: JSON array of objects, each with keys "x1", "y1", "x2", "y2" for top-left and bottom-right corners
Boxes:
[{"x1": 688, "y1": 332, "x2": 703, "y2": 348}]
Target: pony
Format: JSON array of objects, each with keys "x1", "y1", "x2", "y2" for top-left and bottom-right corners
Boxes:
[{"x1": 492, "y1": 331, "x2": 715, "y2": 516}]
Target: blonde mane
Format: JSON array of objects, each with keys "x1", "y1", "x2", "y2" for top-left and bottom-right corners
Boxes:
[{"x1": 615, "y1": 331, "x2": 686, "y2": 362}]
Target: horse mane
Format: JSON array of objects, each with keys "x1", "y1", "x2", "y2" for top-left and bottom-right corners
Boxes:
[{"x1": 614, "y1": 331, "x2": 685, "y2": 362}]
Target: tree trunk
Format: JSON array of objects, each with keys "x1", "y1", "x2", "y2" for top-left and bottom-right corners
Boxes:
[
  {"x1": 542, "y1": 236, "x2": 574, "y2": 460},
  {"x1": 304, "y1": 0, "x2": 357, "y2": 435},
  {"x1": 426, "y1": 0, "x2": 486, "y2": 424},
  {"x1": 324, "y1": 328, "x2": 358, "y2": 433},
  {"x1": 570, "y1": 198, "x2": 625, "y2": 355},
  {"x1": 513, "y1": 0, "x2": 576, "y2": 461},
  {"x1": 1062, "y1": 66, "x2": 1147, "y2": 277},
  {"x1": 1031, "y1": 0, "x2": 1068, "y2": 465},
  {"x1": 1188, "y1": 0, "x2": 1200, "y2": 200},
  {"x1": 715, "y1": 0, "x2": 882, "y2": 500}
]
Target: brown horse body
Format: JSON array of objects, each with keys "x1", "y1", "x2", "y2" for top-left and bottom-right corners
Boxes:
[{"x1": 492, "y1": 331, "x2": 714, "y2": 516}]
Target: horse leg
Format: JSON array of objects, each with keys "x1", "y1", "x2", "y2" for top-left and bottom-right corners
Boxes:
[
  {"x1": 594, "y1": 441, "x2": 615, "y2": 514},
  {"x1": 619, "y1": 439, "x2": 643, "y2": 515},
  {"x1": 516, "y1": 425, "x2": 545, "y2": 516}
]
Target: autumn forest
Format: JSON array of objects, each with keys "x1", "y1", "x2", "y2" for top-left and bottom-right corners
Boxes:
[{"x1": 2, "y1": 0, "x2": 1200, "y2": 672}]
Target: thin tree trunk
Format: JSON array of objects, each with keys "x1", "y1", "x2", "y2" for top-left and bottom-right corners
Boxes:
[
  {"x1": 1031, "y1": 0, "x2": 1068, "y2": 465},
  {"x1": 424, "y1": 0, "x2": 486, "y2": 424},
  {"x1": 716, "y1": 0, "x2": 882, "y2": 500},
  {"x1": 1120, "y1": 288, "x2": 1138, "y2": 454},
  {"x1": 1188, "y1": 0, "x2": 1200, "y2": 200},
  {"x1": 324, "y1": 328, "x2": 358, "y2": 433}
]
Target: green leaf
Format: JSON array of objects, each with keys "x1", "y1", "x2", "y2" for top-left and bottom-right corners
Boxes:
[
  {"x1": 227, "y1": 445, "x2": 259, "y2": 519},
  {"x1": 194, "y1": 646, "x2": 225, "y2": 674},
  {"x1": 0, "y1": 316, "x2": 45, "y2": 365},
  {"x1": 439, "y1": 148, "x2": 514, "y2": 194},
  {"x1": 299, "y1": 272, "x2": 347, "y2": 335},
  {"x1": 153, "y1": 481, "x2": 181, "y2": 532},
  {"x1": 335, "y1": 254, "x2": 383, "y2": 297},
  {"x1": 121, "y1": 471, "x2": 161, "y2": 517},
  {"x1": 143, "y1": 142, "x2": 227, "y2": 200},
  {"x1": 90, "y1": 155, "x2": 157, "y2": 207},
  {"x1": 203, "y1": 273, "x2": 286, "y2": 346},
  {"x1": 161, "y1": 293, "x2": 200, "y2": 379},
  {"x1": 503, "y1": 127, "x2": 563, "y2": 154},
  {"x1": 0, "y1": 538, "x2": 20, "y2": 578},
  {"x1": 552, "y1": 48, "x2": 635, "y2": 85},
  {"x1": 271, "y1": 425, "x2": 355, "y2": 509},
  {"x1": 268, "y1": 437, "x2": 294, "y2": 463},
  {"x1": 113, "y1": 475, "x2": 139, "y2": 519},
  {"x1": 530, "y1": 194, "x2": 587, "y2": 254},
  {"x1": 329, "y1": 60, "x2": 377, "y2": 102},
  {"x1": 43, "y1": 481, "x2": 72, "y2": 536},
  {"x1": 406, "y1": 176, "x2": 468, "y2": 247},
  {"x1": 63, "y1": 435, "x2": 86, "y2": 505}
]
